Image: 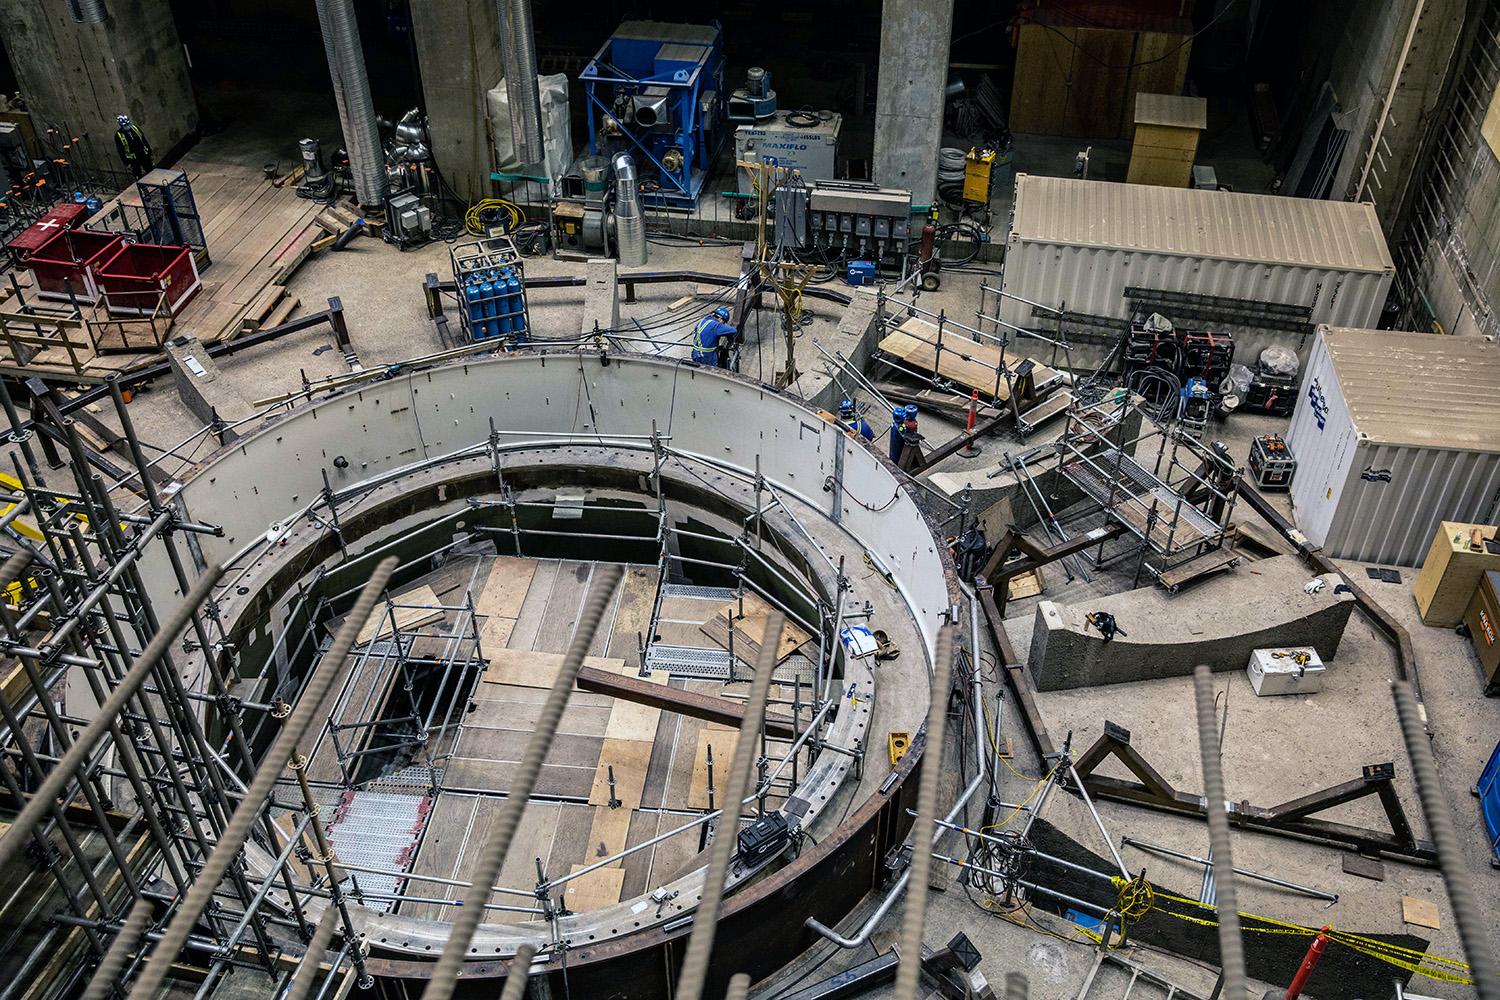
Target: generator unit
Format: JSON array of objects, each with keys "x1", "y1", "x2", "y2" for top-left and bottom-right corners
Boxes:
[
  {"x1": 805, "y1": 180, "x2": 912, "y2": 270},
  {"x1": 734, "y1": 111, "x2": 841, "y2": 194},
  {"x1": 579, "y1": 20, "x2": 727, "y2": 208}
]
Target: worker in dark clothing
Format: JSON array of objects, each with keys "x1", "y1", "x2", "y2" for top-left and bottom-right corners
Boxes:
[
  {"x1": 114, "y1": 114, "x2": 154, "y2": 179},
  {"x1": 691, "y1": 306, "x2": 737, "y2": 369}
]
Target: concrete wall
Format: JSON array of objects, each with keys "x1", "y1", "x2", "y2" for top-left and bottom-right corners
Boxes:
[
  {"x1": 410, "y1": 0, "x2": 502, "y2": 202},
  {"x1": 1325, "y1": 0, "x2": 1465, "y2": 231},
  {"x1": 872, "y1": 0, "x2": 953, "y2": 208},
  {"x1": 0, "y1": 0, "x2": 197, "y2": 167}
]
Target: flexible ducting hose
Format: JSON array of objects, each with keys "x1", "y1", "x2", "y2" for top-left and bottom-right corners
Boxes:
[
  {"x1": 613, "y1": 152, "x2": 648, "y2": 267},
  {"x1": 314, "y1": 0, "x2": 388, "y2": 208},
  {"x1": 66, "y1": 0, "x2": 107, "y2": 24},
  {"x1": 497, "y1": 0, "x2": 544, "y2": 165}
]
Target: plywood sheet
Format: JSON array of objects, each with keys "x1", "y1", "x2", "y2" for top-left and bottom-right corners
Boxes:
[
  {"x1": 474, "y1": 556, "x2": 535, "y2": 649},
  {"x1": 589, "y1": 739, "x2": 653, "y2": 808},
  {"x1": 443, "y1": 757, "x2": 597, "y2": 799},
  {"x1": 603, "y1": 665, "x2": 669, "y2": 742},
  {"x1": 699, "y1": 590, "x2": 811, "y2": 663},
  {"x1": 508, "y1": 560, "x2": 560, "y2": 650},
  {"x1": 563, "y1": 863, "x2": 625, "y2": 911},
  {"x1": 880, "y1": 317, "x2": 1059, "y2": 401},
  {"x1": 356, "y1": 585, "x2": 443, "y2": 644},
  {"x1": 586, "y1": 803, "x2": 635, "y2": 864},
  {"x1": 605, "y1": 566, "x2": 661, "y2": 665},
  {"x1": 688, "y1": 725, "x2": 740, "y2": 809},
  {"x1": 1402, "y1": 895, "x2": 1441, "y2": 930},
  {"x1": 482, "y1": 648, "x2": 626, "y2": 688}
]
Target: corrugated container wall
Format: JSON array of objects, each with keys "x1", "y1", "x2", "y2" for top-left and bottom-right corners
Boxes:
[
  {"x1": 999, "y1": 176, "x2": 1395, "y2": 372},
  {"x1": 1285, "y1": 327, "x2": 1500, "y2": 566}
]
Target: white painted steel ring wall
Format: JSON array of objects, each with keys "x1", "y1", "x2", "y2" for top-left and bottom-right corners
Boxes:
[{"x1": 144, "y1": 351, "x2": 953, "y2": 657}]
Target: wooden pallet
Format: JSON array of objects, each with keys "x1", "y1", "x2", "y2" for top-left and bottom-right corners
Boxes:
[{"x1": 879, "y1": 316, "x2": 1061, "y2": 402}]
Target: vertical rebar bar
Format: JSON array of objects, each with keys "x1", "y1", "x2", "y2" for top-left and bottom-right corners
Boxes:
[
  {"x1": 126, "y1": 557, "x2": 398, "y2": 1000},
  {"x1": 675, "y1": 612, "x2": 786, "y2": 1000},
  {"x1": 895, "y1": 625, "x2": 956, "y2": 1000},
  {"x1": 424, "y1": 565, "x2": 623, "y2": 1000},
  {"x1": 81, "y1": 896, "x2": 155, "y2": 1000},
  {"x1": 1004, "y1": 971, "x2": 1029, "y2": 1000},
  {"x1": 724, "y1": 972, "x2": 751, "y2": 1000},
  {"x1": 1192, "y1": 665, "x2": 1244, "y2": 998},
  {"x1": 1392, "y1": 680, "x2": 1500, "y2": 1000},
  {"x1": 498, "y1": 943, "x2": 538, "y2": 1000},
  {"x1": 283, "y1": 897, "x2": 342, "y2": 1000}
]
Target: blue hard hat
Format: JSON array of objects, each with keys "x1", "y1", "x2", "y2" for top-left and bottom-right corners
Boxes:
[
  {"x1": 116, "y1": 114, "x2": 131, "y2": 128},
  {"x1": 713, "y1": 307, "x2": 730, "y2": 321}
]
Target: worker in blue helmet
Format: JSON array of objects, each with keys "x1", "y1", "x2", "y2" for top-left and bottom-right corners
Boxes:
[
  {"x1": 837, "y1": 398, "x2": 875, "y2": 441},
  {"x1": 691, "y1": 306, "x2": 737, "y2": 369},
  {"x1": 114, "y1": 114, "x2": 154, "y2": 179}
]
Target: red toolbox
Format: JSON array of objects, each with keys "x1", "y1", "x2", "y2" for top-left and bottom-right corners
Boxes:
[
  {"x1": 95, "y1": 243, "x2": 201, "y2": 317},
  {"x1": 4, "y1": 202, "x2": 89, "y2": 263},
  {"x1": 24, "y1": 228, "x2": 124, "y2": 304}
]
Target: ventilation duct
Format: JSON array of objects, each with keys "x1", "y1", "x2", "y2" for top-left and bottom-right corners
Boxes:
[
  {"x1": 497, "y1": 0, "x2": 544, "y2": 165},
  {"x1": 314, "y1": 0, "x2": 388, "y2": 208},
  {"x1": 613, "y1": 153, "x2": 647, "y2": 267},
  {"x1": 66, "y1": 0, "x2": 107, "y2": 23}
]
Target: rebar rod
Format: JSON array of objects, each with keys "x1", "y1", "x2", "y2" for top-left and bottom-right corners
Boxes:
[
  {"x1": 895, "y1": 625, "x2": 956, "y2": 1000},
  {"x1": 674, "y1": 612, "x2": 785, "y2": 1000},
  {"x1": 498, "y1": 943, "x2": 538, "y2": 1000},
  {"x1": 424, "y1": 565, "x2": 623, "y2": 1000},
  {"x1": 284, "y1": 906, "x2": 341, "y2": 1000},
  {"x1": 127, "y1": 556, "x2": 398, "y2": 1000},
  {"x1": 1393, "y1": 680, "x2": 1500, "y2": 1000},
  {"x1": 82, "y1": 896, "x2": 155, "y2": 1000},
  {"x1": 0, "y1": 565, "x2": 225, "y2": 873},
  {"x1": 1193, "y1": 665, "x2": 1244, "y2": 997},
  {"x1": 725, "y1": 973, "x2": 751, "y2": 1000},
  {"x1": 1005, "y1": 971, "x2": 1029, "y2": 1000}
]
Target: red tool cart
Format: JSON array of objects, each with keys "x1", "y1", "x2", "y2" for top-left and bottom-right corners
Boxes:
[
  {"x1": 24, "y1": 228, "x2": 124, "y2": 304},
  {"x1": 95, "y1": 243, "x2": 202, "y2": 317}
]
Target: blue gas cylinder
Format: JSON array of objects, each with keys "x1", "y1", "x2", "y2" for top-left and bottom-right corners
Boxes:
[
  {"x1": 479, "y1": 280, "x2": 497, "y2": 338},
  {"x1": 463, "y1": 279, "x2": 484, "y2": 340},
  {"x1": 888, "y1": 407, "x2": 905, "y2": 463},
  {"x1": 507, "y1": 276, "x2": 524, "y2": 339}
]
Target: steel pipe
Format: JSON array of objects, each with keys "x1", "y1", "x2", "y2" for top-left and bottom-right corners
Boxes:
[
  {"x1": 497, "y1": 0, "x2": 544, "y2": 164},
  {"x1": 314, "y1": 0, "x2": 388, "y2": 207}
]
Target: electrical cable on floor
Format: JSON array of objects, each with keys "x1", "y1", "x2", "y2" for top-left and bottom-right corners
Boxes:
[
  {"x1": 423, "y1": 566, "x2": 623, "y2": 1000},
  {"x1": 125, "y1": 557, "x2": 398, "y2": 1000}
]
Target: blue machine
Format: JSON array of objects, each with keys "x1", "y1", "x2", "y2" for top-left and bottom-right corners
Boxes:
[
  {"x1": 846, "y1": 260, "x2": 876, "y2": 286},
  {"x1": 1480, "y1": 739, "x2": 1500, "y2": 866},
  {"x1": 579, "y1": 21, "x2": 727, "y2": 208}
]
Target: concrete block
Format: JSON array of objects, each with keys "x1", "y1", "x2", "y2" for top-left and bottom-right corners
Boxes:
[
  {"x1": 803, "y1": 287, "x2": 881, "y2": 411},
  {"x1": 1026, "y1": 554, "x2": 1356, "y2": 691},
  {"x1": 165, "y1": 336, "x2": 256, "y2": 443},
  {"x1": 582, "y1": 258, "x2": 620, "y2": 340}
]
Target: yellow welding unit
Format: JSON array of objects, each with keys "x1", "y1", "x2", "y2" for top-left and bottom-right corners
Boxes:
[{"x1": 963, "y1": 148, "x2": 996, "y2": 203}]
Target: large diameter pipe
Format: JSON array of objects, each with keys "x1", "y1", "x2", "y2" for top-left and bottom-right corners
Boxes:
[
  {"x1": 497, "y1": 0, "x2": 544, "y2": 165},
  {"x1": 1393, "y1": 680, "x2": 1500, "y2": 1000},
  {"x1": 66, "y1": 0, "x2": 108, "y2": 23},
  {"x1": 674, "y1": 613, "x2": 785, "y2": 1000},
  {"x1": 424, "y1": 566, "x2": 623, "y2": 1000},
  {"x1": 613, "y1": 153, "x2": 648, "y2": 267},
  {"x1": 127, "y1": 557, "x2": 399, "y2": 1000},
  {"x1": 1193, "y1": 666, "x2": 1245, "y2": 998},
  {"x1": 314, "y1": 0, "x2": 388, "y2": 208},
  {"x1": 895, "y1": 626, "x2": 957, "y2": 999}
]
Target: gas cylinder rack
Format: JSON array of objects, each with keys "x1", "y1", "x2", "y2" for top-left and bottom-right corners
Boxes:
[{"x1": 451, "y1": 236, "x2": 531, "y2": 346}]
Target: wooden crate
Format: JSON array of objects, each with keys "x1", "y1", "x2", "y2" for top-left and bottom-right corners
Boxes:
[
  {"x1": 1414, "y1": 521, "x2": 1500, "y2": 627},
  {"x1": 1010, "y1": 17, "x2": 1192, "y2": 139},
  {"x1": 1127, "y1": 93, "x2": 1206, "y2": 187}
]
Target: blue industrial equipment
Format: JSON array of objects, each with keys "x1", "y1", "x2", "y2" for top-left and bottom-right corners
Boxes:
[
  {"x1": 1480, "y1": 739, "x2": 1500, "y2": 867},
  {"x1": 579, "y1": 21, "x2": 727, "y2": 208},
  {"x1": 452, "y1": 237, "x2": 529, "y2": 346}
]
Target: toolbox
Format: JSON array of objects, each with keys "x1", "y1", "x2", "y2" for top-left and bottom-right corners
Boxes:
[
  {"x1": 1463, "y1": 569, "x2": 1500, "y2": 695},
  {"x1": 1247, "y1": 647, "x2": 1325, "y2": 696},
  {"x1": 1248, "y1": 434, "x2": 1296, "y2": 490}
]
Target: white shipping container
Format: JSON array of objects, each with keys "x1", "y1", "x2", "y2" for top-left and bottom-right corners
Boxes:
[
  {"x1": 999, "y1": 175, "x2": 1395, "y2": 372},
  {"x1": 1284, "y1": 327, "x2": 1500, "y2": 566}
]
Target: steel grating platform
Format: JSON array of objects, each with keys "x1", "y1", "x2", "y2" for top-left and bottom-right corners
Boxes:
[
  {"x1": 1061, "y1": 448, "x2": 1221, "y2": 555},
  {"x1": 661, "y1": 583, "x2": 738, "y2": 601},
  {"x1": 326, "y1": 789, "x2": 432, "y2": 914},
  {"x1": 645, "y1": 643, "x2": 734, "y2": 679}
]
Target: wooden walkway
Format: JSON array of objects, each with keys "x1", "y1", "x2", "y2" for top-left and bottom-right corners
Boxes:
[
  {"x1": 0, "y1": 159, "x2": 326, "y2": 382},
  {"x1": 879, "y1": 315, "x2": 1061, "y2": 401}
]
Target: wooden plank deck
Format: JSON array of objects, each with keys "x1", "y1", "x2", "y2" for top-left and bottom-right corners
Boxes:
[
  {"x1": 0, "y1": 159, "x2": 326, "y2": 382},
  {"x1": 879, "y1": 316, "x2": 1060, "y2": 401}
]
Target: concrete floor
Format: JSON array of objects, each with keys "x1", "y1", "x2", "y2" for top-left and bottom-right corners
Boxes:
[{"x1": 9, "y1": 117, "x2": 1491, "y2": 999}]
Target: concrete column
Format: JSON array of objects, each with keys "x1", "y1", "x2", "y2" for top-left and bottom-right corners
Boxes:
[
  {"x1": 872, "y1": 0, "x2": 954, "y2": 209},
  {"x1": 410, "y1": 0, "x2": 503, "y2": 202},
  {"x1": 0, "y1": 0, "x2": 197, "y2": 174}
]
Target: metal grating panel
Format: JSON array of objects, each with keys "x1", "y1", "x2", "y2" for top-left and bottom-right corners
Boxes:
[
  {"x1": 326, "y1": 789, "x2": 430, "y2": 914},
  {"x1": 645, "y1": 643, "x2": 733, "y2": 679},
  {"x1": 661, "y1": 584, "x2": 737, "y2": 601}
]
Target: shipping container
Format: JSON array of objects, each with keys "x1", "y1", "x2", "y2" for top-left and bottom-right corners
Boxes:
[
  {"x1": 1284, "y1": 326, "x2": 1500, "y2": 566},
  {"x1": 998, "y1": 175, "x2": 1395, "y2": 374}
]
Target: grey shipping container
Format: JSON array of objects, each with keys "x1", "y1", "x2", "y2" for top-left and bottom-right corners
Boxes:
[
  {"x1": 998, "y1": 175, "x2": 1395, "y2": 373},
  {"x1": 1284, "y1": 326, "x2": 1500, "y2": 566}
]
